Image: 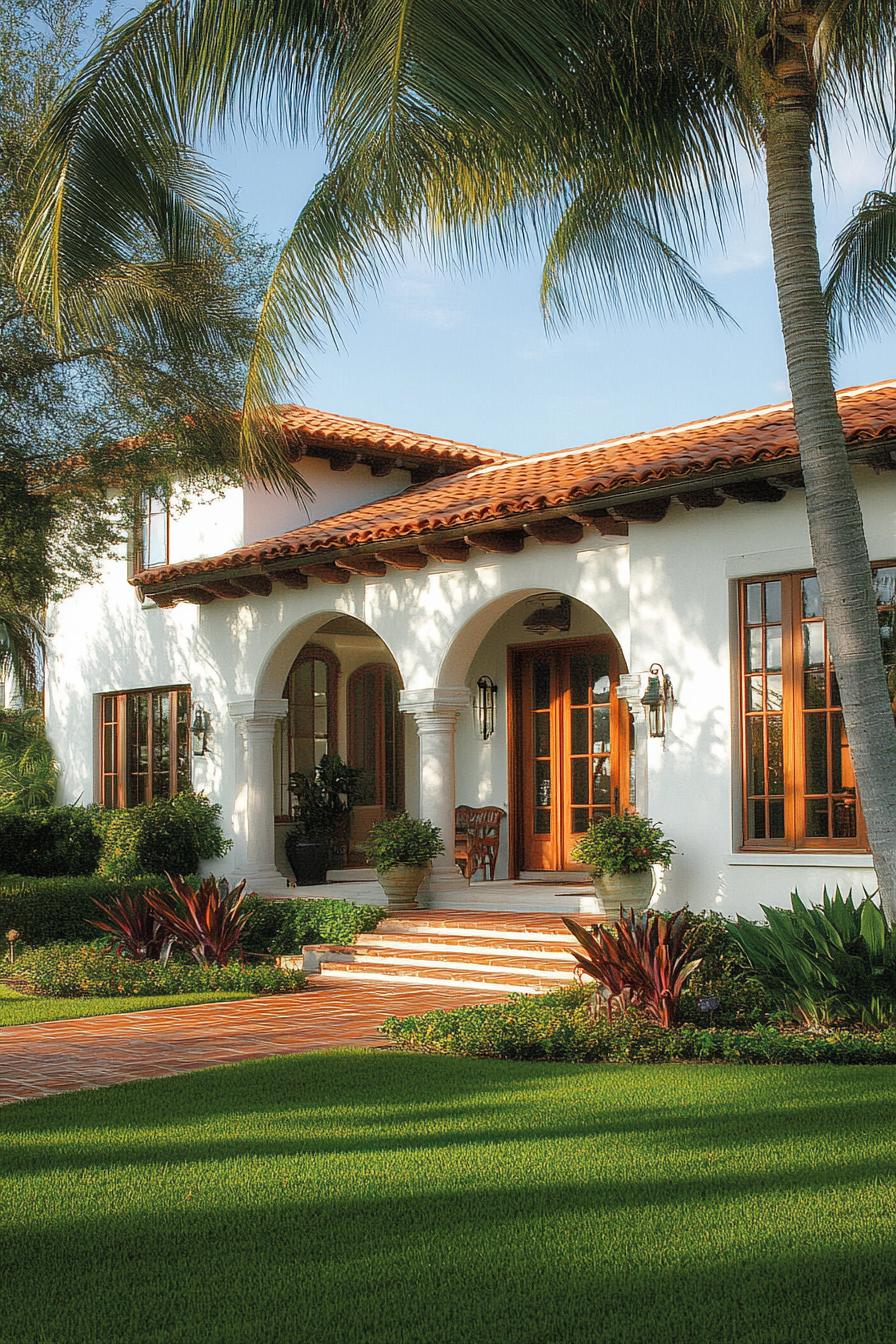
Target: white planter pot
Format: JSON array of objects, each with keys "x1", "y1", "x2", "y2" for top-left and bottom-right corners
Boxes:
[
  {"x1": 593, "y1": 869, "x2": 655, "y2": 919},
  {"x1": 377, "y1": 863, "x2": 428, "y2": 911}
]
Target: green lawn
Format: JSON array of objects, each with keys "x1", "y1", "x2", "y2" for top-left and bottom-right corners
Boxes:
[
  {"x1": 2, "y1": 1052, "x2": 896, "y2": 1344},
  {"x1": 0, "y1": 984, "x2": 250, "y2": 1026}
]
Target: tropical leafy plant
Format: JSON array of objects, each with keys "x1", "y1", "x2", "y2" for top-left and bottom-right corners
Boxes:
[
  {"x1": 571, "y1": 813, "x2": 675, "y2": 876},
  {"x1": 0, "y1": 708, "x2": 57, "y2": 811},
  {"x1": 562, "y1": 908, "x2": 701, "y2": 1028},
  {"x1": 362, "y1": 813, "x2": 444, "y2": 873},
  {"x1": 726, "y1": 889, "x2": 896, "y2": 1029},
  {"x1": 89, "y1": 889, "x2": 168, "y2": 962},
  {"x1": 144, "y1": 875, "x2": 251, "y2": 967}
]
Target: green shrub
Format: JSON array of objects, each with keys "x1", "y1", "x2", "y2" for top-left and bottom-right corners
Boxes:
[
  {"x1": 0, "y1": 874, "x2": 187, "y2": 945},
  {"x1": 95, "y1": 791, "x2": 230, "y2": 880},
  {"x1": 677, "y1": 911, "x2": 775, "y2": 1025},
  {"x1": 6, "y1": 941, "x2": 305, "y2": 998},
  {"x1": 240, "y1": 895, "x2": 383, "y2": 954},
  {"x1": 0, "y1": 806, "x2": 101, "y2": 877},
  {"x1": 570, "y1": 811, "x2": 674, "y2": 875},
  {"x1": 362, "y1": 813, "x2": 444, "y2": 871},
  {"x1": 0, "y1": 708, "x2": 57, "y2": 810},
  {"x1": 727, "y1": 888, "x2": 896, "y2": 1027},
  {"x1": 381, "y1": 989, "x2": 896, "y2": 1065}
]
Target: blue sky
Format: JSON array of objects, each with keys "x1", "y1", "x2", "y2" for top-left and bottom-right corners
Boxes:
[
  {"x1": 87, "y1": 7, "x2": 896, "y2": 456},
  {"x1": 213, "y1": 130, "x2": 894, "y2": 456}
]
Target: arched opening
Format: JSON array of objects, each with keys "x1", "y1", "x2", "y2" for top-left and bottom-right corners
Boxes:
[
  {"x1": 270, "y1": 615, "x2": 410, "y2": 875},
  {"x1": 449, "y1": 591, "x2": 631, "y2": 879}
]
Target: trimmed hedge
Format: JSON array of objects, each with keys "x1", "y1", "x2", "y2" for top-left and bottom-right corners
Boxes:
[
  {"x1": 6, "y1": 942, "x2": 306, "y2": 998},
  {"x1": 0, "y1": 807, "x2": 101, "y2": 877},
  {"x1": 0, "y1": 874, "x2": 190, "y2": 945},
  {"x1": 381, "y1": 988, "x2": 896, "y2": 1065},
  {"x1": 93, "y1": 792, "x2": 231, "y2": 880},
  {"x1": 241, "y1": 895, "x2": 384, "y2": 954}
]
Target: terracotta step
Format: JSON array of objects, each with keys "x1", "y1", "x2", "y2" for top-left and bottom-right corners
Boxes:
[
  {"x1": 327, "y1": 947, "x2": 577, "y2": 978},
  {"x1": 317, "y1": 961, "x2": 567, "y2": 994},
  {"x1": 374, "y1": 918, "x2": 588, "y2": 943},
  {"x1": 355, "y1": 933, "x2": 579, "y2": 959}
]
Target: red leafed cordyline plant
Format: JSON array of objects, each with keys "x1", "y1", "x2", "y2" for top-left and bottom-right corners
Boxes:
[
  {"x1": 562, "y1": 909, "x2": 701, "y2": 1028},
  {"x1": 144, "y1": 875, "x2": 250, "y2": 966},
  {"x1": 90, "y1": 890, "x2": 169, "y2": 962}
]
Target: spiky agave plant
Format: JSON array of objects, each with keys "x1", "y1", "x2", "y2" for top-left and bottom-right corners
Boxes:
[{"x1": 563, "y1": 909, "x2": 701, "y2": 1028}]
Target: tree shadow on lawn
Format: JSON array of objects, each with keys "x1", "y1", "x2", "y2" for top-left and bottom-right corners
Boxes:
[
  {"x1": 3, "y1": 1051, "x2": 896, "y2": 1179},
  {"x1": 1, "y1": 1167, "x2": 895, "y2": 1344}
]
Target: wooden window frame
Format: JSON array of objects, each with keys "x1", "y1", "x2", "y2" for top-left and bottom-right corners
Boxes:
[
  {"x1": 738, "y1": 564, "x2": 895, "y2": 853},
  {"x1": 276, "y1": 645, "x2": 339, "y2": 820},
  {"x1": 98, "y1": 685, "x2": 191, "y2": 808},
  {"x1": 131, "y1": 488, "x2": 170, "y2": 574},
  {"x1": 346, "y1": 662, "x2": 405, "y2": 811}
]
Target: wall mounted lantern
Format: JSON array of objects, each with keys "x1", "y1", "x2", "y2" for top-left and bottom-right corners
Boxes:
[
  {"x1": 640, "y1": 664, "x2": 674, "y2": 739},
  {"x1": 476, "y1": 676, "x2": 499, "y2": 741},
  {"x1": 191, "y1": 704, "x2": 209, "y2": 756}
]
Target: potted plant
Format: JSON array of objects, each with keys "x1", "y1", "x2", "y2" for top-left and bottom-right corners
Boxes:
[
  {"x1": 571, "y1": 812, "x2": 675, "y2": 917},
  {"x1": 285, "y1": 754, "x2": 365, "y2": 884},
  {"x1": 362, "y1": 813, "x2": 444, "y2": 910}
]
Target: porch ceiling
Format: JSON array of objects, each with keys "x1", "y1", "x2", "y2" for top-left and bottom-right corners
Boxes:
[{"x1": 135, "y1": 379, "x2": 896, "y2": 607}]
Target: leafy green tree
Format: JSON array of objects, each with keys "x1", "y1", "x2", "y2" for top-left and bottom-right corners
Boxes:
[
  {"x1": 13, "y1": 0, "x2": 896, "y2": 910},
  {"x1": 0, "y1": 0, "x2": 273, "y2": 624}
]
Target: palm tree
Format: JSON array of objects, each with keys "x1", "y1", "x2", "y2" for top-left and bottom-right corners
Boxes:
[
  {"x1": 0, "y1": 604, "x2": 44, "y2": 696},
  {"x1": 15, "y1": 0, "x2": 896, "y2": 908}
]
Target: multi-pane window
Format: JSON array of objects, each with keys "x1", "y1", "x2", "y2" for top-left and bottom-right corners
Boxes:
[
  {"x1": 99, "y1": 687, "x2": 191, "y2": 807},
  {"x1": 275, "y1": 647, "x2": 338, "y2": 818},
  {"x1": 347, "y1": 664, "x2": 404, "y2": 810},
  {"x1": 136, "y1": 489, "x2": 169, "y2": 570},
  {"x1": 739, "y1": 565, "x2": 896, "y2": 850}
]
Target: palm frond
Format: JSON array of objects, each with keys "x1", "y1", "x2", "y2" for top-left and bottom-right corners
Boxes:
[
  {"x1": 825, "y1": 190, "x2": 896, "y2": 347},
  {"x1": 0, "y1": 609, "x2": 45, "y2": 695}
]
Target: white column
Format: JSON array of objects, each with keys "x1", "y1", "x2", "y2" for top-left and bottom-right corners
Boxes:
[
  {"x1": 617, "y1": 672, "x2": 649, "y2": 813},
  {"x1": 229, "y1": 697, "x2": 289, "y2": 893},
  {"x1": 399, "y1": 687, "x2": 471, "y2": 893}
]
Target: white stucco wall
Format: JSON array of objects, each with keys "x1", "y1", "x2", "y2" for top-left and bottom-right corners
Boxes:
[
  {"x1": 242, "y1": 458, "x2": 414, "y2": 542},
  {"x1": 43, "y1": 464, "x2": 896, "y2": 918}
]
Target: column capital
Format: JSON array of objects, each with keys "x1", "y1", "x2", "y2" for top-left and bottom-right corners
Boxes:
[
  {"x1": 617, "y1": 672, "x2": 646, "y2": 709},
  {"x1": 399, "y1": 687, "x2": 470, "y2": 722},
  {"x1": 228, "y1": 697, "x2": 289, "y2": 728}
]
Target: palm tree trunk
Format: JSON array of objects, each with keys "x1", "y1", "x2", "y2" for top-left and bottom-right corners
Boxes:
[{"x1": 764, "y1": 96, "x2": 896, "y2": 916}]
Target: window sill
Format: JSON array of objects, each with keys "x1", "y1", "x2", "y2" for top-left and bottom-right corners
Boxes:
[{"x1": 729, "y1": 852, "x2": 875, "y2": 868}]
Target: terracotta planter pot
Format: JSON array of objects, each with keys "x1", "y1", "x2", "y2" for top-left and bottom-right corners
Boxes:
[
  {"x1": 593, "y1": 869, "x2": 655, "y2": 919},
  {"x1": 377, "y1": 863, "x2": 428, "y2": 911}
]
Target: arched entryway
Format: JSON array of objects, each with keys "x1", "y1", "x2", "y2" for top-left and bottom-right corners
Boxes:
[
  {"x1": 272, "y1": 615, "x2": 408, "y2": 873},
  {"x1": 446, "y1": 591, "x2": 631, "y2": 879}
]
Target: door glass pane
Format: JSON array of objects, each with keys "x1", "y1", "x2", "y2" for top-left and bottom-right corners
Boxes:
[
  {"x1": 571, "y1": 758, "x2": 589, "y2": 805},
  {"x1": 765, "y1": 626, "x2": 782, "y2": 672},
  {"x1": 570, "y1": 709, "x2": 588, "y2": 756},
  {"x1": 764, "y1": 581, "x2": 782, "y2": 623},
  {"x1": 569, "y1": 655, "x2": 588, "y2": 706},
  {"x1": 750, "y1": 799, "x2": 766, "y2": 840},
  {"x1": 747, "y1": 717, "x2": 765, "y2": 795},
  {"x1": 591, "y1": 707, "x2": 611, "y2": 752},
  {"x1": 570, "y1": 807, "x2": 590, "y2": 834},
  {"x1": 747, "y1": 627, "x2": 763, "y2": 672},
  {"x1": 534, "y1": 759, "x2": 551, "y2": 808},
  {"x1": 747, "y1": 676, "x2": 764, "y2": 711},
  {"x1": 766, "y1": 675, "x2": 783, "y2": 712},
  {"x1": 592, "y1": 759, "x2": 611, "y2": 804},
  {"x1": 533, "y1": 659, "x2": 550, "y2": 710},
  {"x1": 768, "y1": 799, "x2": 785, "y2": 838},
  {"x1": 767, "y1": 717, "x2": 783, "y2": 793},
  {"x1": 534, "y1": 713, "x2": 550, "y2": 757},
  {"x1": 806, "y1": 798, "x2": 829, "y2": 838}
]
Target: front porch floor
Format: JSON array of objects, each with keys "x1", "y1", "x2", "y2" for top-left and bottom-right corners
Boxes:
[{"x1": 268, "y1": 875, "x2": 599, "y2": 914}]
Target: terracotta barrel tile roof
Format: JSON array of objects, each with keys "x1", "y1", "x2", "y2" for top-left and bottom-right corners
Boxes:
[
  {"x1": 135, "y1": 379, "x2": 896, "y2": 589},
  {"x1": 276, "y1": 404, "x2": 510, "y2": 468}
]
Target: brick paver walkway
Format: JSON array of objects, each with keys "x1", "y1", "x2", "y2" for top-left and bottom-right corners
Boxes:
[{"x1": 0, "y1": 978, "x2": 505, "y2": 1104}]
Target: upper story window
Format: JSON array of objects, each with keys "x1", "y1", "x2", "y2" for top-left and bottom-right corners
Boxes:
[
  {"x1": 136, "y1": 488, "x2": 169, "y2": 570},
  {"x1": 99, "y1": 686, "x2": 191, "y2": 808},
  {"x1": 738, "y1": 565, "x2": 896, "y2": 851}
]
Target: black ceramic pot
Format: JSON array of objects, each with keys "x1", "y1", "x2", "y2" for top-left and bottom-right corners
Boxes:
[{"x1": 284, "y1": 834, "x2": 330, "y2": 885}]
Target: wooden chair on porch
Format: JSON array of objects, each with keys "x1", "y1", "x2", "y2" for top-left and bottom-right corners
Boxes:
[{"x1": 454, "y1": 805, "x2": 507, "y2": 882}]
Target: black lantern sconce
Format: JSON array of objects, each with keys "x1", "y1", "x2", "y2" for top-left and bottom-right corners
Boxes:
[
  {"x1": 476, "y1": 676, "x2": 499, "y2": 741},
  {"x1": 640, "y1": 664, "x2": 674, "y2": 739},
  {"x1": 191, "y1": 704, "x2": 209, "y2": 757}
]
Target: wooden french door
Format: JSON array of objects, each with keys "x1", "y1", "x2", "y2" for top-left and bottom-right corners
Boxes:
[{"x1": 511, "y1": 639, "x2": 629, "y2": 871}]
